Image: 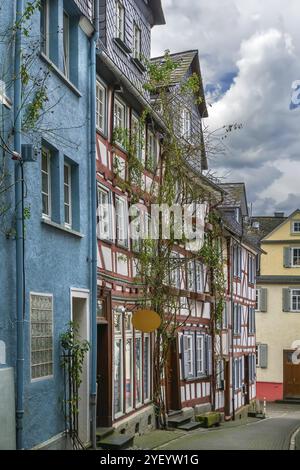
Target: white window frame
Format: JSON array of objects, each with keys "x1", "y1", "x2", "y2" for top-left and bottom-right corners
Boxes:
[
  {"x1": 41, "y1": 0, "x2": 50, "y2": 56},
  {"x1": 135, "y1": 333, "x2": 143, "y2": 407},
  {"x1": 115, "y1": 0, "x2": 125, "y2": 41},
  {"x1": 30, "y1": 292, "x2": 54, "y2": 382},
  {"x1": 233, "y1": 304, "x2": 241, "y2": 335},
  {"x1": 187, "y1": 260, "x2": 195, "y2": 292},
  {"x1": 114, "y1": 97, "x2": 127, "y2": 146},
  {"x1": 256, "y1": 288, "x2": 261, "y2": 312},
  {"x1": 115, "y1": 195, "x2": 128, "y2": 247},
  {"x1": 147, "y1": 129, "x2": 157, "y2": 171},
  {"x1": 195, "y1": 262, "x2": 204, "y2": 293},
  {"x1": 248, "y1": 306, "x2": 255, "y2": 334},
  {"x1": 196, "y1": 334, "x2": 205, "y2": 376},
  {"x1": 113, "y1": 312, "x2": 124, "y2": 419},
  {"x1": 292, "y1": 221, "x2": 300, "y2": 233},
  {"x1": 222, "y1": 302, "x2": 228, "y2": 329},
  {"x1": 133, "y1": 23, "x2": 141, "y2": 60},
  {"x1": 131, "y1": 113, "x2": 143, "y2": 160},
  {"x1": 125, "y1": 331, "x2": 134, "y2": 412},
  {"x1": 291, "y1": 289, "x2": 300, "y2": 312},
  {"x1": 41, "y1": 147, "x2": 51, "y2": 219},
  {"x1": 97, "y1": 184, "x2": 113, "y2": 241},
  {"x1": 184, "y1": 333, "x2": 195, "y2": 379},
  {"x1": 96, "y1": 80, "x2": 107, "y2": 134},
  {"x1": 292, "y1": 248, "x2": 300, "y2": 267},
  {"x1": 64, "y1": 162, "x2": 72, "y2": 228},
  {"x1": 63, "y1": 10, "x2": 70, "y2": 78}
]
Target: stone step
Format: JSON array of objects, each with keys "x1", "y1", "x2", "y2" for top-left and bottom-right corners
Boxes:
[
  {"x1": 97, "y1": 434, "x2": 134, "y2": 450},
  {"x1": 177, "y1": 421, "x2": 203, "y2": 431},
  {"x1": 167, "y1": 415, "x2": 191, "y2": 428},
  {"x1": 96, "y1": 427, "x2": 114, "y2": 441},
  {"x1": 168, "y1": 409, "x2": 183, "y2": 417}
]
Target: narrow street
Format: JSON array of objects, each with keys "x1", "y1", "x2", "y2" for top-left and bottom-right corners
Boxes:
[{"x1": 156, "y1": 404, "x2": 300, "y2": 451}]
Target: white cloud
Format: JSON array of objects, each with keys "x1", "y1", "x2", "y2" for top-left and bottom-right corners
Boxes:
[{"x1": 152, "y1": 1, "x2": 300, "y2": 215}]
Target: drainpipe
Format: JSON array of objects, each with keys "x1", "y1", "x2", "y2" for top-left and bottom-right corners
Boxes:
[
  {"x1": 90, "y1": 0, "x2": 99, "y2": 450},
  {"x1": 14, "y1": 0, "x2": 24, "y2": 450}
]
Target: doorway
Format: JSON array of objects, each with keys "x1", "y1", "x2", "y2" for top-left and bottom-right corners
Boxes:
[
  {"x1": 96, "y1": 289, "x2": 113, "y2": 427},
  {"x1": 71, "y1": 289, "x2": 90, "y2": 445},
  {"x1": 166, "y1": 337, "x2": 181, "y2": 413},
  {"x1": 283, "y1": 350, "x2": 300, "y2": 399}
]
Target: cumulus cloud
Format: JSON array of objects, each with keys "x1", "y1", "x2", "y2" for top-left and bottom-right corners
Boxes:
[{"x1": 152, "y1": 1, "x2": 300, "y2": 215}]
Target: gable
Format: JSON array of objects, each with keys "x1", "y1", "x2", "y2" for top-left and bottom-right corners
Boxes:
[{"x1": 263, "y1": 209, "x2": 300, "y2": 241}]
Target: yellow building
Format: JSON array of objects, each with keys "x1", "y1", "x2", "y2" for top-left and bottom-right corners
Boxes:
[{"x1": 253, "y1": 210, "x2": 300, "y2": 401}]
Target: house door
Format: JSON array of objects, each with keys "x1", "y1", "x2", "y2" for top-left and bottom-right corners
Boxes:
[
  {"x1": 224, "y1": 360, "x2": 231, "y2": 417},
  {"x1": 244, "y1": 356, "x2": 250, "y2": 405},
  {"x1": 283, "y1": 350, "x2": 300, "y2": 399},
  {"x1": 166, "y1": 337, "x2": 181, "y2": 413},
  {"x1": 96, "y1": 289, "x2": 113, "y2": 427}
]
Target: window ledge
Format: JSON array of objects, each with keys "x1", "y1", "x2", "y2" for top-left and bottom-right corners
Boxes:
[
  {"x1": 39, "y1": 52, "x2": 82, "y2": 97},
  {"x1": 42, "y1": 218, "x2": 84, "y2": 238},
  {"x1": 131, "y1": 57, "x2": 146, "y2": 73},
  {"x1": 113, "y1": 37, "x2": 132, "y2": 55}
]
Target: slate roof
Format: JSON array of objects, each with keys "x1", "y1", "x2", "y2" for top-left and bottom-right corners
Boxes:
[
  {"x1": 151, "y1": 0, "x2": 166, "y2": 26},
  {"x1": 151, "y1": 50, "x2": 208, "y2": 118},
  {"x1": 219, "y1": 183, "x2": 248, "y2": 216},
  {"x1": 249, "y1": 216, "x2": 287, "y2": 241}
]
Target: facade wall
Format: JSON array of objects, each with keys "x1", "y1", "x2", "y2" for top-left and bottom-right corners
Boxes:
[{"x1": 0, "y1": 0, "x2": 92, "y2": 449}]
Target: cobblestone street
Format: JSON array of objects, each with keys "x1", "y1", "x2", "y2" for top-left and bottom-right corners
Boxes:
[{"x1": 133, "y1": 404, "x2": 300, "y2": 451}]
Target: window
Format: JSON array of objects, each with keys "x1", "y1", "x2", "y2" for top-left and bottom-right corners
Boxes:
[
  {"x1": 114, "y1": 98, "x2": 127, "y2": 143},
  {"x1": 187, "y1": 260, "x2": 195, "y2": 291},
  {"x1": 233, "y1": 357, "x2": 243, "y2": 390},
  {"x1": 216, "y1": 359, "x2": 224, "y2": 389},
  {"x1": 135, "y1": 334, "x2": 143, "y2": 406},
  {"x1": 96, "y1": 81, "x2": 106, "y2": 133},
  {"x1": 233, "y1": 245, "x2": 242, "y2": 278},
  {"x1": 40, "y1": 0, "x2": 50, "y2": 56},
  {"x1": 196, "y1": 334, "x2": 205, "y2": 376},
  {"x1": 255, "y1": 289, "x2": 260, "y2": 311},
  {"x1": 125, "y1": 334, "x2": 133, "y2": 411},
  {"x1": 233, "y1": 304, "x2": 242, "y2": 335},
  {"x1": 170, "y1": 253, "x2": 180, "y2": 288},
  {"x1": 291, "y1": 289, "x2": 300, "y2": 311},
  {"x1": 256, "y1": 343, "x2": 268, "y2": 368},
  {"x1": 63, "y1": 11, "x2": 70, "y2": 78},
  {"x1": 248, "y1": 354, "x2": 256, "y2": 383},
  {"x1": 292, "y1": 221, "x2": 300, "y2": 233},
  {"x1": 181, "y1": 108, "x2": 191, "y2": 139},
  {"x1": 248, "y1": 254, "x2": 255, "y2": 284},
  {"x1": 41, "y1": 147, "x2": 51, "y2": 218},
  {"x1": 97, "y1": 186, "x2": 112, "y2": 240},
  {"x1": 143, "y1": 335, "x2": 151, "y2": 401},
  {"x1": 147, "y1": 129, "x2": 157, "y2": 171},
  {"x1": 133, "y1": 23, "x2": 141, "y2": 60},
  {"x1": 30, "y1": 293, "x2": 53, "y2": 380},
  {"x1": 115, "y1": 1, "x2": 125, "y2": 41},
  {"x1": 113, "y1": 312, "x2": 123, "y2": 417},
  {"x1": 131, "y1": 114, "x2": 143, "y2": 160},
  {"x1": 292, "y1": 248, "x2": 300, "y2": 267},
  {"x1": 183, "y1": 334, "x2": 194, "y2": 379},
  {"x1": 115, "y1": 196, "x2": 128, "y2": 247},
  {"x1": 64, "y1": 163, "x2": 72, "y2": 228},
  {"x1": 248, "y1": 306, "x2": 256, "y2": 334},
  {"x1": 222, "y1": 302, "x2": 228, "y2": 329},
  {"x1": 195, "y1": 262, "x2": 204, "y2": 293}
]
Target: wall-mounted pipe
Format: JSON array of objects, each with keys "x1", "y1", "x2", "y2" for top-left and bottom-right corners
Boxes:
[
  {"x1": 90, "y1": 0, "x2": 99, "y2": 450},
  {"x1": 14, "y1": 0, "x2": 24, "y2": 450}
]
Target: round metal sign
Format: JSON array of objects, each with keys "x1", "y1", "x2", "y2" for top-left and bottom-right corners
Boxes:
[{"x1": 132, "y1": 309, "x2": 161, "y2": 333}]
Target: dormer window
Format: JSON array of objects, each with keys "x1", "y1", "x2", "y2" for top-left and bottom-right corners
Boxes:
[
  {"x1": 133, "y1": 23, "x2": 141, "y2": 60},
  {"x1": 115, "y1": 1, "x2": 125, "y2": 42}
]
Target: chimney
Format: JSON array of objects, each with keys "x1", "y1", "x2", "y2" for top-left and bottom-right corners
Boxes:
[{"x1": 274, "y1": 212, "x2": 285, "y2": 218}]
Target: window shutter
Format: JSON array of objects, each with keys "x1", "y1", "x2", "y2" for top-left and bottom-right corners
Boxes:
[
  {"x1": 283, "y1": 247, "x2": 292, "y2": 268},
  {"x1": 282, "y1": 288, "x2": 291, "y2": 312},
  {"x1": 182, "y1": 335, "x2": 189, "y2": 379},
  {"x1": 206, "y1": 335, "x2": 212, "y2": 376},
  {"x1": 260, "y1": 288, "x2": 268, "y2": 312},
  {"x1": 259, "y1": 344, "x2": 268, "y2": 368}
]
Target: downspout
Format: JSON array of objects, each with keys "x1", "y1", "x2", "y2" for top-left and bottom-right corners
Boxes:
[
  {"x1": 90, "y1": 0, "x2": 99, "y2": 450},
  {"x1": 14, "y1": 0, "x2": 24, "y2": 450}
]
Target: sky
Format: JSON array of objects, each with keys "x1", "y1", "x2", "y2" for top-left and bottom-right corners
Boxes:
[{"x1": 151, "y1": 0, "x2": 300, "y2": 216}]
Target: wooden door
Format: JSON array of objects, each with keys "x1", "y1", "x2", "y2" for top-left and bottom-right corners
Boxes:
[
  {"x1": 244, "y1": 356, "x2": 250, "y2": 405},
  {"x1": 224, "y1": 360, "x2": 231, "y2": 417},
  {"x1": 166, "y1": 337, "x2": 181, "y2": 412},
  {"x1": 96, "y1": 290, "x2": 113, "y2": 427},
  {"x1": 283, "y1": 350, "x2": 300, "y2": 399}
]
